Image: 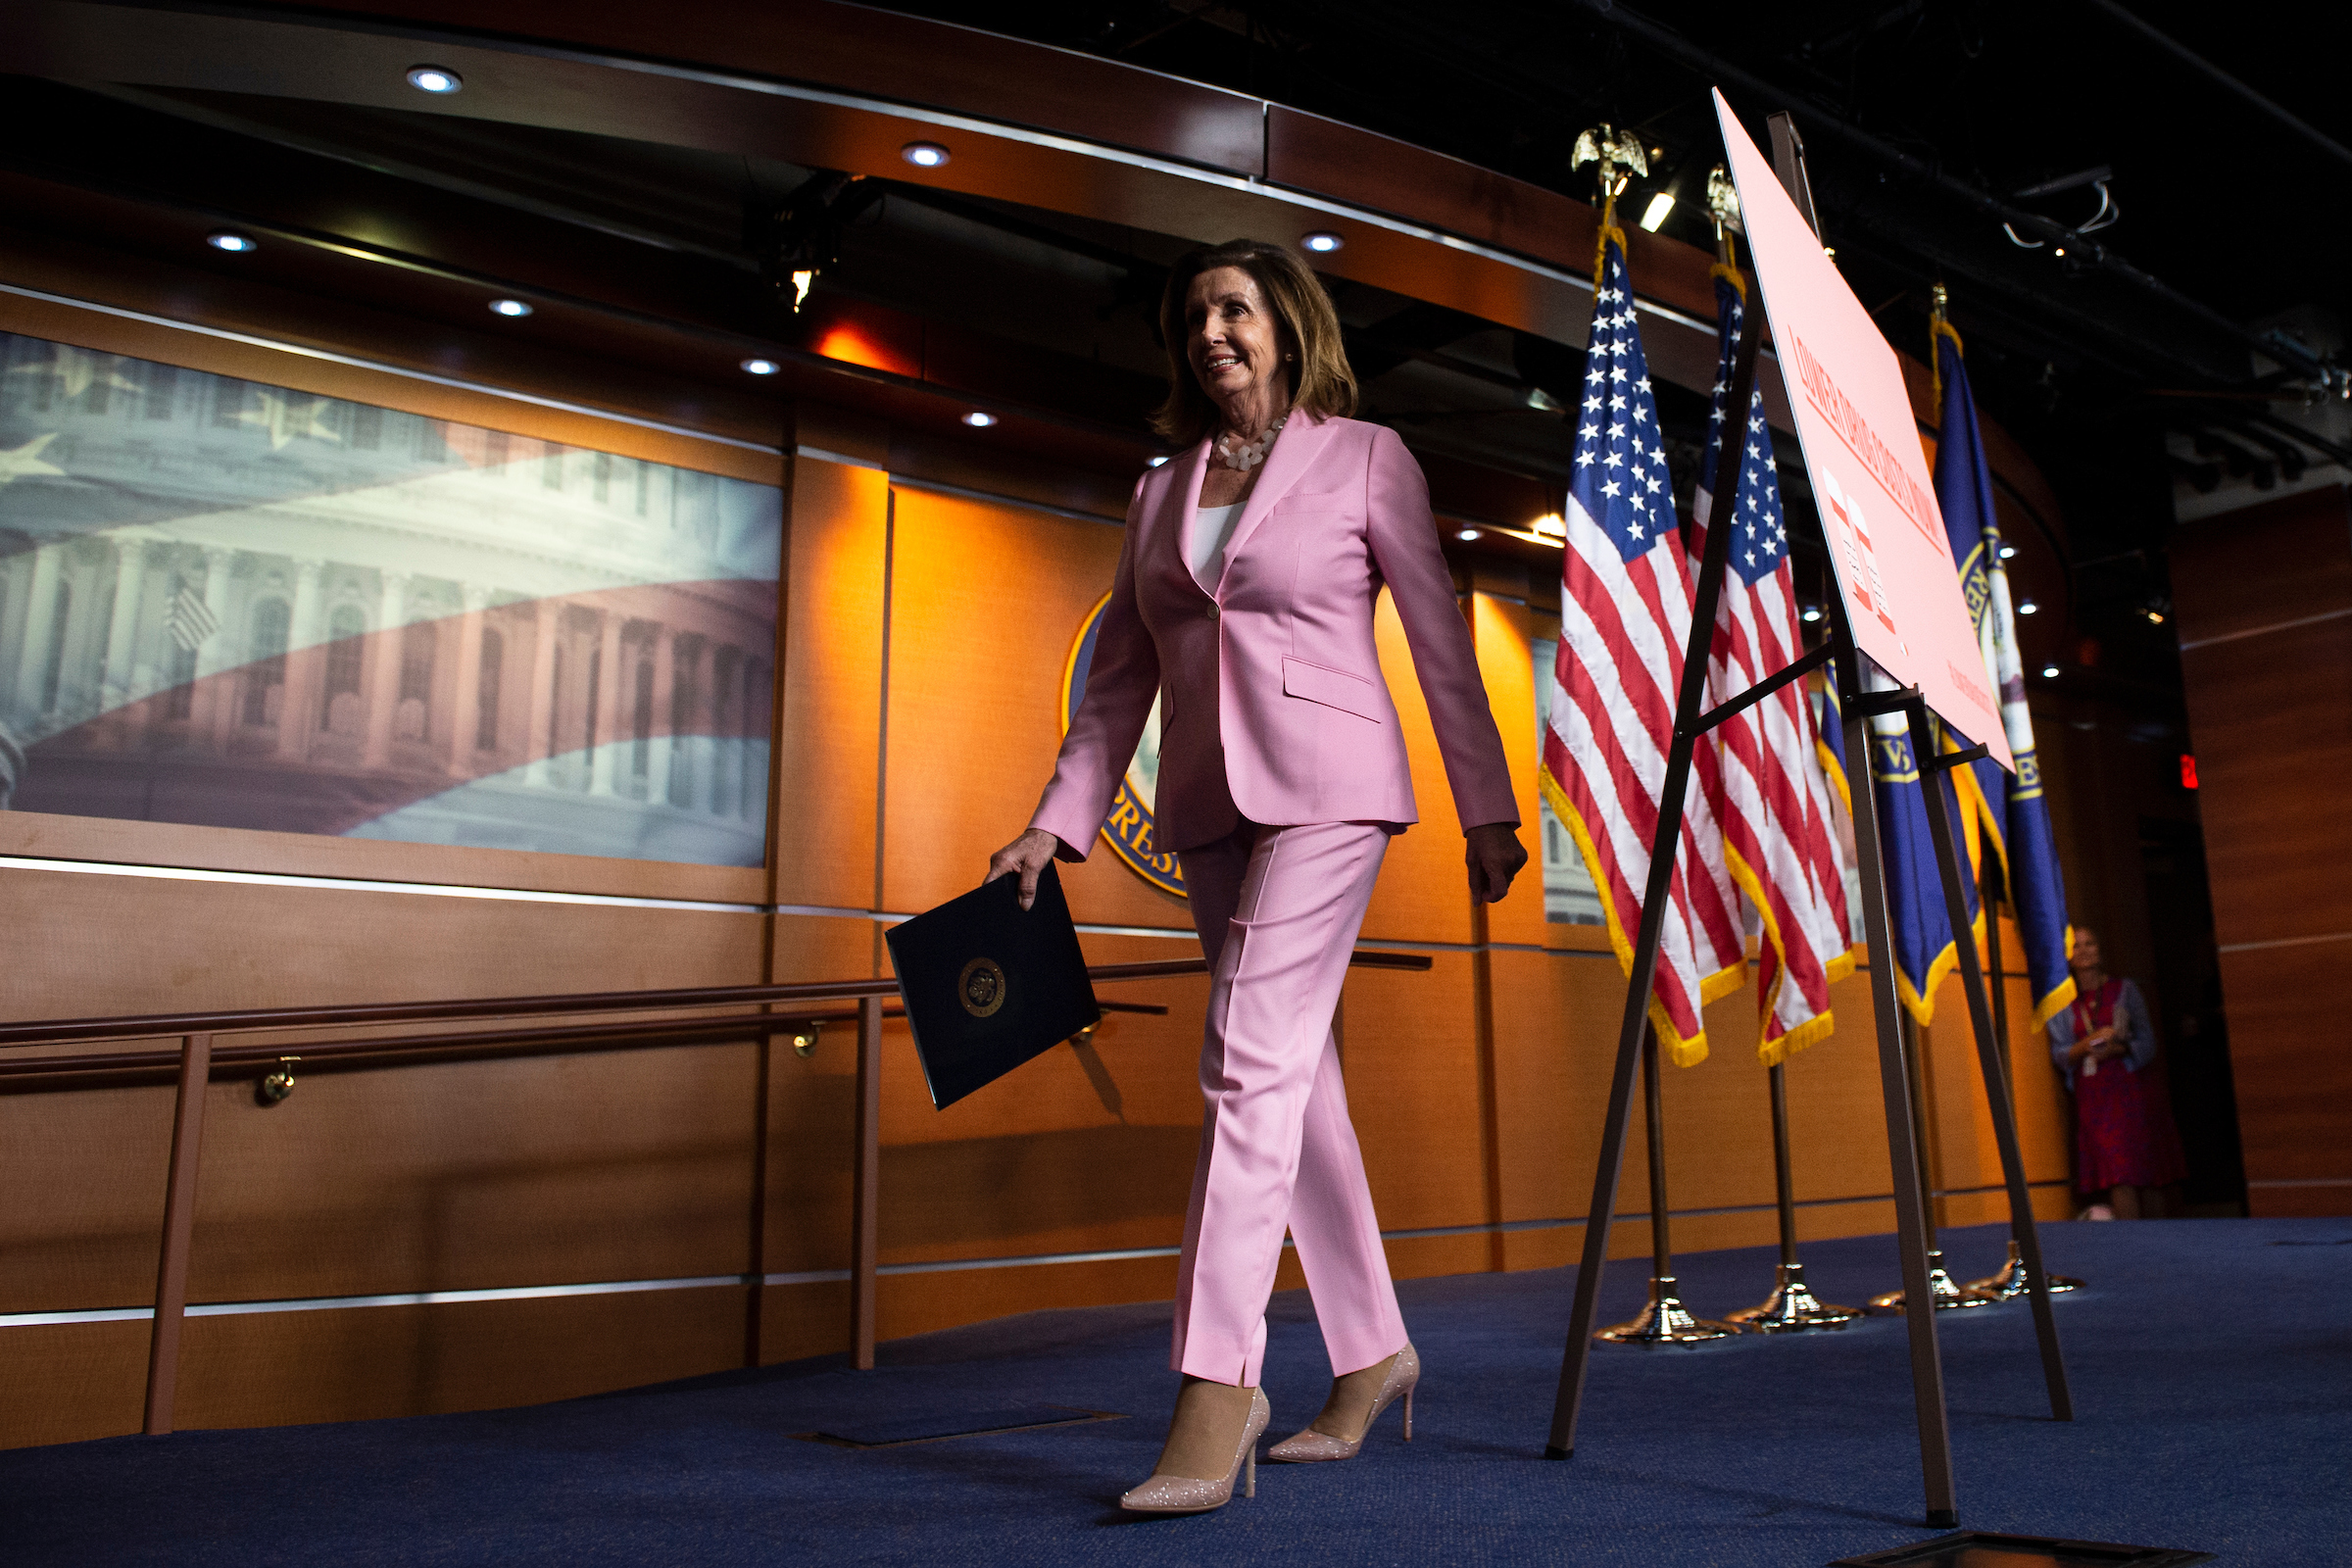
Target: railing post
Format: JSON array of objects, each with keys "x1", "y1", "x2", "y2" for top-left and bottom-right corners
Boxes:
[
  {"x1": 144, "y1": 1032, "x2": 213, "y2": 1436},
  {"x1": 850, "y1": 994, "x2": 883, "y2": 1370}
]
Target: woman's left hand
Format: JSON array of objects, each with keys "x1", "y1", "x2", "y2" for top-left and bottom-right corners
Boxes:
[{"x1": 1465, "y1": 822, "x2": 1529, "y2": 905}]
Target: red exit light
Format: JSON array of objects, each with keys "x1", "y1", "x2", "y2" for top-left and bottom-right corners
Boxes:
[{"x1": 2180, "y1": 754, "x2": 2199, "y2": 790}]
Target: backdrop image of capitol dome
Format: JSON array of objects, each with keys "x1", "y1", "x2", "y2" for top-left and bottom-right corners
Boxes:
[{"x1": 0, "y1": 332, "x2": 782, "y2": 866}]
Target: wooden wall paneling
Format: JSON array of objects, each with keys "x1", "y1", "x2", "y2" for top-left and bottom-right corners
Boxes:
[
  {"x1": 0, "y1": 865, "x2": 765, "y2": 1024},
  {"x1": 0, "y1": 811, "x2": 766, "y2": 906},
  {"x1": 1778, "y1": 966, "x2": 1901, "y2": 1211},
  {"x1": 2171, "y1": 486, "x2": 2352, "y2": 646},
  {"x1": 760, "y1": 912, "x2": 878, "y2": 1283},
  {"x1": 871, "y1": 931, "x2": 1209, "y2": 1267},
  {"x1": 1657, "y1": 982, "x2": 1775, "y2": 1214},
  {"x1": 1485, "y1": 947, "x2": 1624, "y2": 1251},
  {"x1": 167, "y1": 1287, "x2": 746, "y2": 1433},
  {"x1": 177, "y1": 1041, "x2": 760, "y2": 1304},
  {"x1": 0, "y1": 1085, "x2": 173, "y2": 1313},
  {"x1": 770, "y1": 458, "x2": 891, "y2": 913},
  {"x1": 2170, "y1": 486, "x2": 2352, "y2": 1215},
  {"x1": 0, "y1": 865, "x2": 763, "y2": 1311},
  {"x1": 1469, "y1": 593, "x2": 1550, "y2": 951},
  {"x1": 2177, "y1": 617, "x2": 2352, "y2": 949},
  {"x1": 1337, "y1": 954, "x2": 1487, "y2": 1235},
  {"x1": 877, "y1": 485, "x2": 1189, "y2": 933},
  {"x1": 874, "y1": 1255, "x2": 1182, "y2": 1348},
  {"x1": 0, "y1": 1322, "x2": 150, "y2": 1449},
  {"x1": 2218, "y1": 941, "x2": 2352, "y2": 1204},
  {"x1": 1359, "y1": 593, "x2": 1477, "y2": 948}
]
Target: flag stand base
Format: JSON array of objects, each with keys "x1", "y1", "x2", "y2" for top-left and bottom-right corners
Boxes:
[
  {"x1": 1967, "y1": 1240, "x2": 2084, "y2": 1298},
  {"x1": 1871, "y1": 1250, "x2": 2000, "y2": 1312},
  {"x1": 1596, "y1": 1276, "x2": 1739, "y2": 1343},
  {"x1": 1723, "y1": 1261, "x2": 1861, "y2": 1332}
]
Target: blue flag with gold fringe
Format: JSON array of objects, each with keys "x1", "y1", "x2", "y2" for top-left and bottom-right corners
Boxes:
[
  {"x1": 1933, "y1": 320, "x2": 2075, "y2": 1029},
  {"x1": 1814, "y1": 659, "x2": 1979, "y2": 1025}
]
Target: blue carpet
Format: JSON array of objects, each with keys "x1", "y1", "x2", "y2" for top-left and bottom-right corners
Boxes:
[{"x1": 4, "y1": 1219, "x2": 2346, "y2": 1567}]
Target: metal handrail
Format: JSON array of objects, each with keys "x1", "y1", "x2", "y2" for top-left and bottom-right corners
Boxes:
[
  {"x1": 0, "y1": 947, "x2": 1431, "y2": 1439},
  {"x1": 0, "y1": 950, "x2": 1431, "y2": 1054}
]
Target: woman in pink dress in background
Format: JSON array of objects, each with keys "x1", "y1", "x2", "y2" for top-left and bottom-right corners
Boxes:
[{"x1": 2047, "y1": 927, "x2": 2186, "y2": 1219}]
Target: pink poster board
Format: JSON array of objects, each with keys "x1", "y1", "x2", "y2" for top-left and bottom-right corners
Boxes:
[{"x1": 1713, "y1": 90, "x2": 2013, "y2": 771}]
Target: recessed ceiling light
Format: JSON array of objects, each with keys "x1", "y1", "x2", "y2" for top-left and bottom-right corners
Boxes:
[
  {"x1": 739, "y1": 358, "x2": 780, "y2": 376},
  {"x1": 1997, "y1": 544, "x2": 2018, "y2": 560},
  {"x1": 488, "y1": 299, "x2": 533, "y2": 318},
  {"x1": 406, "y1": 66, "x2": 463, "y2": 95},
  {"x1": 1799, "y1": 605, "x2": 1823, "y2": 623},
  {"x1": 962, "y1": 411, "x2": 999, "y2": 427},
  {"x1": 901, "y1": 141, "x2": 951, "y2": 168},
  {"x1": 2040, "y1": 663, "x2": 2061, "y2": 678},
  {"x1": 2017, "y1": 598, "x2": 2039, "y2": 614},
  {"x1": 206, "y1": 230, "x2": 257, "y2": 253},
  {"x1": 1301, "y1": 231, "x2": 1345, "y2": 254},
  {"x1": 1456, "y1": 527, "x2": 1482, "y2": 542}
]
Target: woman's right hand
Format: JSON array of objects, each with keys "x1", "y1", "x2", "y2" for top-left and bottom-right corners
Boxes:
[{"x1": 986, "y1": 828, "x2": 1063, "y2": 910}]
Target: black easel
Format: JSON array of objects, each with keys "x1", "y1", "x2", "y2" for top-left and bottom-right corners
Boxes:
[{"x1": 1539, "y1": 116, "x2": 2068, "y2": 1528}]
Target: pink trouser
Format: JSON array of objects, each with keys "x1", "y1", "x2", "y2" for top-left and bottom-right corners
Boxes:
[{"x1": 1170, "y1": 818, "x2": 1407, "y2": 1387}]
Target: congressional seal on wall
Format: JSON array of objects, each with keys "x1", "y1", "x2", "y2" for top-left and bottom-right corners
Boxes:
[{"x1": 1059, "y1": 590, "x2": 1185, "y2": 899}]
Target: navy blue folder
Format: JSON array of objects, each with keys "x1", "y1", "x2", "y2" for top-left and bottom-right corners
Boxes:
[{"x1": 885, "y1": 862, "x2": 1101, "y2": 1110}]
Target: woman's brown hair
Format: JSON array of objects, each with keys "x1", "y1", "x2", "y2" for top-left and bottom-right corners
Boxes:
[{"x1": 1151, "y1": 238, "x2": 1359, "y2": 445}]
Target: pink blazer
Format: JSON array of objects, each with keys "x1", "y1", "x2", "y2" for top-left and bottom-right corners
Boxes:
[{"x1": 1031, "y1": 414, "x2": 1518, "y2": 859}]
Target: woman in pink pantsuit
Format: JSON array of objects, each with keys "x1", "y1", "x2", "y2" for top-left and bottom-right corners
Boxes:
[{"x1": 989, "y1": 239, "x2": 1525, "y2": 1514}]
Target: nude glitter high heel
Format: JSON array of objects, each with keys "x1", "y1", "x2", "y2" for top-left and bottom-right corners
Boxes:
[
  {"x1": 1266, "y1": 1343, "x2": 1418, "y2": 1462},
  {"x1": 1119, "y1": 1384, "x2": 1272, "y2": 1514}
]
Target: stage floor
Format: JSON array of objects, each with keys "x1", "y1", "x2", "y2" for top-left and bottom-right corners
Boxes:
[{"x1": 4, "y1": 1218, "x2": 2345, "y2": 1566}]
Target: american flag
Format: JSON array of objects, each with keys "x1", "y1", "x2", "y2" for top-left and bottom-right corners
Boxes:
[
  {"x1": 1539, "y1": 231, "x2": 1743, "y2": 1067},
  {"x1": 165, "y1": 579, "x2": 218, "y2": 653},
  {"x1": 1691, "y1": 268, "x2": 1857, "y2": 1064}
]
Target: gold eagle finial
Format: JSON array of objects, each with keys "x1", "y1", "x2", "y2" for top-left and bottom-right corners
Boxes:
[{"x1": 1572, "y1": 124, "x2": 1649, "y2": 226}]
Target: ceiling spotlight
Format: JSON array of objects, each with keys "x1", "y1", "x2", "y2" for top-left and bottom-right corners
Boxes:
[
  {"x1": 488, "y1": 299, "x2": 532, "y2": 318},
  {"x1": 1531, "y1": 512, "x2": 1567, "y2": 537},
  {"x1": 1301, "y1": 231, "x2": 1345, "y2": 254},
  {"x1": 2144, "y1": 608, "x2": 2168, "y2": 625},
  {"x1": 1456, "y1": 527, "x2": 1482, "y2": 542},
  {"x1": 206, "y1": 230, "x2": 257, "y2": 253},
  {"x1": 962, "y1": 411, "x2": 999, "y2": 427},
  {"x1": 789, "y1": 269, "x2": 816, "y2": 312},
  {"x1": 1800, "y1": 605, "x2": 1823, "y2": 623},
  {"x1": 1639, "y1": 193, "x2": 1675, "y2": 232},
  {"x1": 2040, "y1": 663, "x2": 2061, "y2": 678},
  {"x1": 901, "y1": 141, "x2": 951, "y2": 169},
  {"x1": 1997, "y1": 543, "x2": 2018, "y2": 560},
  {"x1": 406, "y1": 66, "x2": 463, "y2": 94},
  {"x1": 2017, "y1": 598, "x2": 2039, "y2": 615},
  {"x1": 739, "y1": 358, "x2": 780, "y2": 376}
]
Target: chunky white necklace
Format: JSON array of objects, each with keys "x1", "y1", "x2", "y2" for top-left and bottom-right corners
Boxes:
[{"x1": 1214, "y1": 416, "x2": 1286, "y2": 472}]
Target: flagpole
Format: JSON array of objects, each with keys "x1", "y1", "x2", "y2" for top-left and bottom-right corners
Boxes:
[
  {"x1": 1595, "y1": 1024, "x2": 1737, "y2": 1343},
  {"x1": 1545, "y1": 152, "x2": 1762, "y2": 1458},
  {"x1": 1724, "y1": 1058, "x2": 1862, "y2": 1331},
  {"x1": 1968, "y1": 890, "x2": 2085, "y2": 1299},
  {"x1": 1871, "y1": 1007, "x2": 1994, "y2": 1312},
  {"x1": 1911, "y1": 707, "x2": 2076, "y2": 1420}
]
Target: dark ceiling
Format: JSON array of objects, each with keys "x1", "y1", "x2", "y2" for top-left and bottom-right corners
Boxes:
[{"x1": 884, "y1": 1, "x2": 2350, "y2": 546}]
